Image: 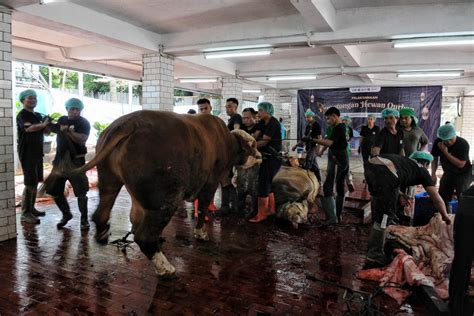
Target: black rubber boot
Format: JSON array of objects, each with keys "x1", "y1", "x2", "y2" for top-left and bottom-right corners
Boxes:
[
  {"x1": 216, "y1": 186, "x2": 236, "y2": 216},
  {"x1": 21, "y1": 187, "x2": 40, "y2": 224},
  {"x1": 364, "y1": 224, "x2": 390, "y2": 269},
  {"x1": 78, "y1": 196, "x2": 90, "y2": 230},
  {"x1": 54, "y1": 195, "x2": 73, "y2": 229},
  {"x1": 30, "y1": 190, "x2": 45, "y2": 217}
]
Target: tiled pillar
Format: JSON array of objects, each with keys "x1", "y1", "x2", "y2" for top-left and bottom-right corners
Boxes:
[
  {"x1": 460, "y1": 96, "x2": 474, "y2": 160},
  {"x1": 221, "y1": 77, "x2": 242, "y2": 120},
  {"x1": 263, "y1": 89, "x2": 281, "y2": 119},
  {"x1": 141, "y1": 53, "x2": 174, "y2": 111},
  {"x1": 290, "y1": 96, "x2": 298, "y2": 149},
  {"x1": 0, "y1": 10, "x2": 16, "y2": 242}
]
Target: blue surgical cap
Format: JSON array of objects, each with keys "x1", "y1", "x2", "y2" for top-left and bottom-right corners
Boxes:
[
  {"x1": 381, "y1": 108, "x2": 400, "y2": 119},
  {"x1": 19, "y1": 89, "x2": 37, "y2": 102},
  {"x1": 437, "y1": 124, "x2": 456, "y2": 141},
  {"x1": 65, "y1": 98, "x2": 84, "y2": 110},
  {"x1": 257, "y1": 102, "x2": 274, "y2": 116},
  {"x1": 409, "y1": 151, "x2": 434, "y2": 162}
]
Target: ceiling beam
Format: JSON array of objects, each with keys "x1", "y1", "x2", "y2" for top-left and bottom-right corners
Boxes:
[
  {"x1": 289, "y1": 0, "x2": 336, "y2": 32},
  {"x1": 15, "y1": 2, "x2": 162, "y2": 53}
]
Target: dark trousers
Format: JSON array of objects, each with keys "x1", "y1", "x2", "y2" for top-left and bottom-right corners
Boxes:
[
  {"x1": 364, "y1": 163, "x2": 400, "y2": 224},
  {"x1": 46, "y1": 158, "x2": 89, "y2": 198},
  {"x1": 439, "y1": 170, "x2": 472, "y2": 210},
  {"x1": 20, "y1": 158, "x2": 43, "y2": 187},
  {"x1": 449, "y1": 187, "x2": 474, "y2": 315},
  {"x1": 323, "y1": 151, "x2": 349, "y2": 197},
  {"x1": 257, "y1": 156, "x2": 281, "y2": 197}
]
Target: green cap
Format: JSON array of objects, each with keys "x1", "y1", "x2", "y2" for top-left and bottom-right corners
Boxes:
[
  {"x1": 409, "y1": 151, "x2": 434, "y2": 162},
  {"x1": 304, "y1": 109, "x2": 315, "y2": 117},
  {"x1": 342, "y1": 115, "x2": 351, "y2": 122},
  {"x1": 257, "y1": 101, "x2": 274, "y2": 116},
  {"x1": 381, "y1": 108, "x2": 400, "y2": 119},
  {"x1": 19, "y1": 89, "x2": 37, "y2": 102},
  {"x1": 65, "y1": 98, "x2": 84, "y2": 110},
  {"x1": 437, "y1": 124, "x2": 456, "y2": 141}
]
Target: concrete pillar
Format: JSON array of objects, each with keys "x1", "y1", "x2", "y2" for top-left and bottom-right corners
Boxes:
[
  {"x1": 263, "y1": 89, "x2": 281, "y2": 119},
  {"x1": 142, "y1": 53, "x2": 174, "y2": 111},
  {"x1": 290, "y1": 96, "x2": 298, "y2": 149},
  {"x1": 0, "y1": 10, "x2": 16, "y2": 242},
  {"x1": 221, "y1": 77, "x2": 242, "y2": 120},
  {"x1": 460, "y1": 96, "x2": 474, "y2": 160}
]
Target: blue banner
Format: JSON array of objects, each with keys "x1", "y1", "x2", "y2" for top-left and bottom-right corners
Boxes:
[{"x1": 297, "y1": 86, "x2": 442, "y2": 149}]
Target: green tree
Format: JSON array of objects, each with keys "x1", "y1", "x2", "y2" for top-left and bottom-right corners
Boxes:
[{"x1": 84, "y1": 74, "x2": 110, "y2": 98}]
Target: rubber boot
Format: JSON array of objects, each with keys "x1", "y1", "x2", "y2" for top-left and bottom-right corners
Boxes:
[
  {"x1": 336, "y1": 196, "x2": 345, "y2": 223},
  {"x1": 249, "y1": 197, "x2": 270, "y2": 223},
  {"x1": 364, "y1": 224, "x2": 390, "y2": 269},
  {"x1": 54, "y1": 195, "x2": 73, "y2": 229},
  {"x1": 78, "y1": 196, "x2": 90, "y2": 230},
  {"x1": 30, "y1": 190, "x2": 45, "y2": 217},
  {"x1": 268, "y1": 192, "x2": 276, "y2": 216},
  {"x1": 320, "y1": 196, "x2": 337, "y2": 226},
  {"x1": 21, "y1": 187, "x2": 40, "y2": 224}
]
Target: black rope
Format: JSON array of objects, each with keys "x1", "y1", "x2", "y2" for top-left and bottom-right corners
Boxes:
[{"x1": 110, "y1": 231, "x2": 134, "y2": 253}]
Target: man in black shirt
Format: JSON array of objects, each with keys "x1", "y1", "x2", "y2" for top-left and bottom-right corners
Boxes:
[
  {"x1": 197, "y1": 98, "x2": 213, "y2": 115},
  {"x1": 225, "y1": 97, "x2": 243, "y2": 131},
  {"x1": 292, "y1": 109, "x2": 322, "y2": 182},
  {"x1": 46, "y1": 98, "x2": 91, "y2": 230},
  {"x1": 431, "y1": 124, "x2": 472, "y2": 209},
  {"x1": 312, "y1": 107, "x2": 349, "y2": 225},
  {"x1": 372, "y1": 108, "x2": 404, "y2": 157},
  {"x1": 359, "y1": 114, "x2": 380, "y2": 164},
  {"x1": 16, "y1": 89, "x2": 51, "y2": 224},
  {"x1": 364, "y1": 152, "x2": 451, "y2": 268},
  {"x1": 249, "y1": 102, "x2": 282, "y2": 223},
  {"x1": 241, "y1": 107, "x2": 259, "y2": 136}
]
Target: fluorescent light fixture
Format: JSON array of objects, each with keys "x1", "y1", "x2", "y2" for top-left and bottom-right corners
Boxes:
[
  {"x1": 397, "y1": 71, "x2": 463, "y2": 78},
  {"x1": 242, "y1": 89, "x2": 261, "y2": 93},
  {"x1": 203, "y1": 44, "x2": 272, "y2": 52},
  {"x1": 39, "y1": 0, "x2": 69, "y2": 4},
  {"x1": 179, "y1": 78, "x2": 217, "y2": 83},
  {"x1": 267, "y1": 75, "x2": 316, "y2": 81},
  {"x1": 393, "y1": 36, "x2": 474, "y2": 48},
  {"x1": 204, "y1": 49, "x2": 272, "y2": 59}
]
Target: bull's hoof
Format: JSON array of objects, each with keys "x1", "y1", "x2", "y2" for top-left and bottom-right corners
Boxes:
[
  {"x1": 193, "y1": 227, "x2": 209, "y2": 241},
  {"x1": 152, "y1": 252, "x2": 176, "y2": 278},
  {"x1": 95, "y1": 224, "x2": 110, "y2": 244}
]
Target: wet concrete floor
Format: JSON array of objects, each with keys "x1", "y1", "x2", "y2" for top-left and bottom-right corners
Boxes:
[{"x1": 0, "y1": 177, "x2": 430, "y2": 315}]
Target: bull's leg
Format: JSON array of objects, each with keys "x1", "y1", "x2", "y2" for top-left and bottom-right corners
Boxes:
[
  {"x1": 194, "y1": 183, "x2": 218, "y2": 241},
  {"x1": 133, "y1": 202, "x2": 178, "y2": 278},
  {"x1": 92, "y1": 167, "x2": 123, "y2": 243}
]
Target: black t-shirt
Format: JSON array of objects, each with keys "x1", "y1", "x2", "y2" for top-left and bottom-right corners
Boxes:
[
  {"x1": 227, "y1": 114, "x2": 243, "y2": 131},
  {"x1": 16, "y1": 109, "x2": 44, "y2": 161},
  {"x1": 304, "y1": 120, "x2": 322, "y2": 149},
  {"x1": 241, "y1": 124, "x2": 258, "y2": 135},
  {"x1": 348, "y1": 126, "x2": 354, "y2": 140},
  {"x1": 260, "y1": 116, "x2": 282, "y2": 155},
  {"x1": 55, "y1": 116, "x2": 91, "y2": 160},
  {"x1": 431, "y1": 137, "x2": 471, "y2": 174},
  {"x1": 381, "y1": 154, "x2": 434, "y2": 188},
  {"x1": 360, "y1": 125, "x2": 380, "y2": 149},
  {"x1": 375, "y1": 127, "x2": 404, "y2": 155},
  {"x1": 328, "y1": 123, "x2": 348, "y2": 156}
]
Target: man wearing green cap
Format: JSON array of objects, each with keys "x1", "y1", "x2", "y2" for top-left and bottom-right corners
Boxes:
[
  {"x1": 16, "y1": 89, "x2": 51, "y2": 224},
  {"x1": 292, "y1": 109, "x2": 322, "y2": 182},
  {"x1": 398, "y1": 107, "x2": 428, "y2": 157},
  {"x1": 372, "y1": 108, "x2": 404, "y2": 157},
  {"x1": 46, "y1": 98, "x2": 91, "y2": 230},
  {"x1": 249, "y1": 102, "x2": 282, "y2": 223},
  {"x1": 431, "y1": 124, "x2": 471, "y2": 210},
  {"x1": 363, "y1": 151, "x2": 451, "y2": 268}
]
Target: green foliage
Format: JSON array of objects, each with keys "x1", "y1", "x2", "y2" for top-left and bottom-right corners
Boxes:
[
  {"x1": 84, "y1": 74, "x2": 110, "y2": 97},
  {"x1": 15, "y1": 101, "x2": 22, "y2": 115},
  {"x1": 49, "y1": 112, "x2": 62, "y2": 123},
  {"x1": 174, "y1": 89, "x2": 192, "y2": 97},
  {"x1": 92, "y1": 121, "x2": 110, "y2": 138}
]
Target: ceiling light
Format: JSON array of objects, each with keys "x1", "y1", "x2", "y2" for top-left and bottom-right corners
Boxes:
[
  {"x1": 204, "y1": 49, "x2": 272, "y2": 59},
  {"x1": 267, "y1": 75, "x2": 316, "y2": 81},
  {"x1": 179, "y1": 78, "x2": 217, "y2": 83},
  {"x1": 39, "y1": 0, "x2": 69, "y2": 4},
  {"x1": 397, "y1": 71, "x2": 463, "y2": 78},
  {"x1": 242, "y1": 89, "x2": 261, "y2": 93},
  {"x1": 393, "y1": 36, "x2": 474, "y2": 48},
  {"x1": 203, "y1": 44, "x2": 271, "y2": 53}
]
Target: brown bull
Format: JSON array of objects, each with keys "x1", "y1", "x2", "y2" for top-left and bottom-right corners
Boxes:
[{"x1": 74, "y1": 110, "x2": 258, "y2": 277}]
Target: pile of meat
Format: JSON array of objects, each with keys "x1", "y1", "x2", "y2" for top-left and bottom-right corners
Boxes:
[{"x1": 357, "y1": 214, "x2": 455, "y2": 304}]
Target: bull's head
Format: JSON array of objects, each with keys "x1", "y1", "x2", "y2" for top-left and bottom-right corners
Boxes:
[
  {"x1": 231, "y1": 129, "x2": 262, "y2": 169},
  {"x1": 278, "y1": 200, "x2": 309, "y2": 229}
]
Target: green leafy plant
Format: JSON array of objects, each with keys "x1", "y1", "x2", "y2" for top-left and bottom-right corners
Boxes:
[
  {"x1": 49, "y1": 112, "x2": 62, "y2": 123},
  {"x1": 93, "y1": 122, "x2": 110, "y2": 138}
]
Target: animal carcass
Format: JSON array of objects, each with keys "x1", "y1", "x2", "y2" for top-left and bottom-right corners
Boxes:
[{"x1": 71, "y1": 111, "x2": 260, "y2": 277}]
